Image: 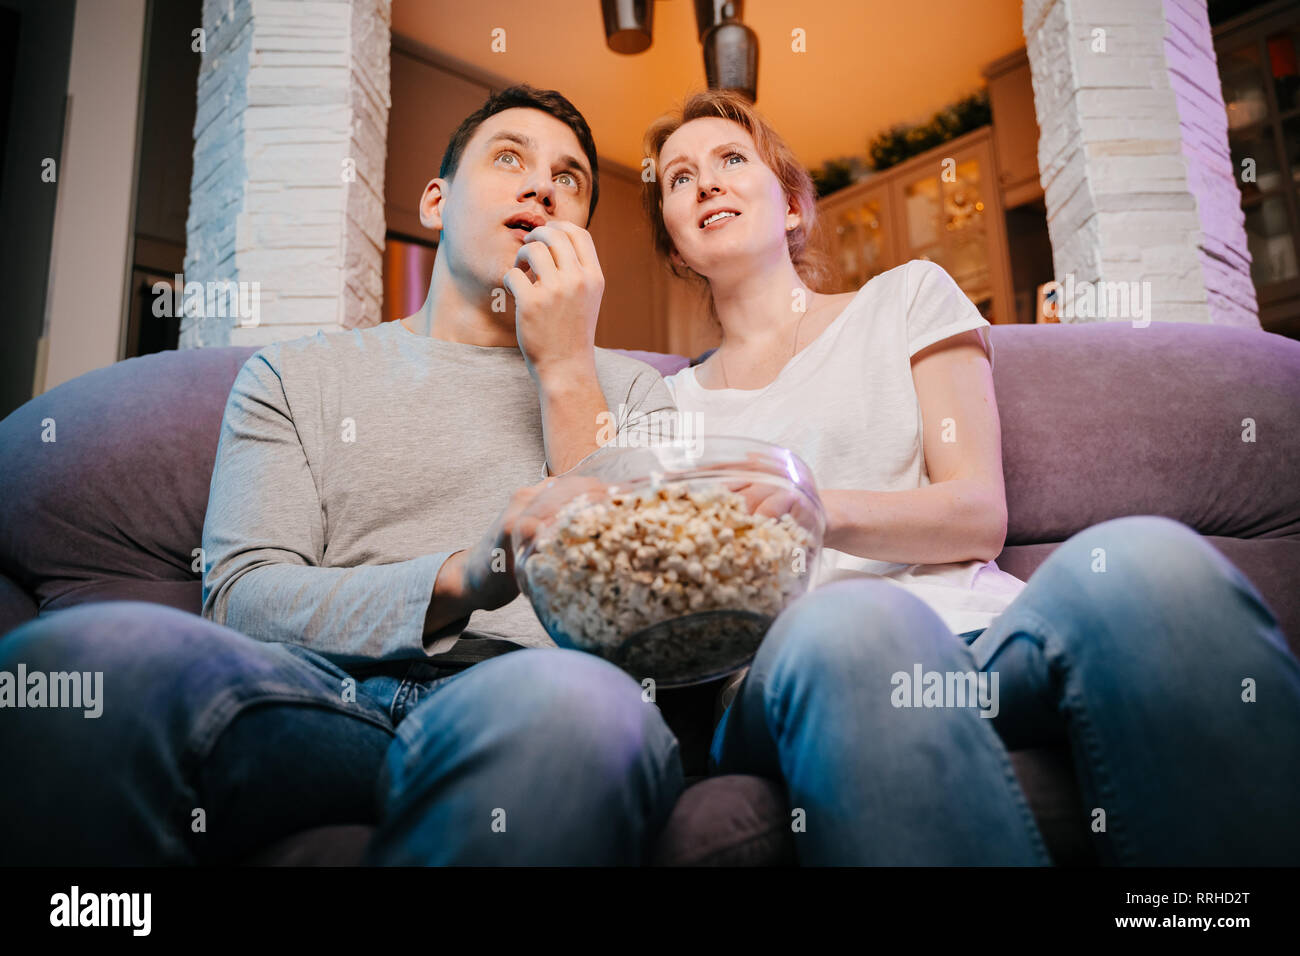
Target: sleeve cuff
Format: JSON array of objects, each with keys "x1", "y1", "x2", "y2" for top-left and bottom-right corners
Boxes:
[{"x1": 419, "y1": 549, "x2": 474, "y2": 656}]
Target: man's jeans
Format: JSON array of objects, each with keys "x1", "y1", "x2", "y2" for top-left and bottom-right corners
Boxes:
[
  {"x1": 2, "y1": 515, "x2": 1296, "y2": 865},
  {"x1": 710, "y1": 515, "x2": 1300, "y2": 864},
  {"x1": 0, "y1": 611, "x2": 684, "y2": 865}
]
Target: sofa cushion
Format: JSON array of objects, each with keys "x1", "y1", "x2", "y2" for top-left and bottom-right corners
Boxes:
[
  {"x1": 0, "y1": 570, "x2": 37, "y2": 637},
  {"x1": 0, "y1": 346, "x2": 257, "y2": 615},
  {"x1": 243, "y1": 825, "x2": 376, "y2": 866},
  {"x1": 652, "y1": 775, "x2": 795, "y2": 866}
]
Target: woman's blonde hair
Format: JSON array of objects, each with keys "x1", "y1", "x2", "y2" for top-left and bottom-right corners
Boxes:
[{"x1": 640, "y1": 89, "x2": 831, "y2": 310}]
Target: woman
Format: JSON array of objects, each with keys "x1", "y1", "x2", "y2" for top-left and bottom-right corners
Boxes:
[{"x1": 640, "y1": 90, "x2": 1300, "y2": 865}]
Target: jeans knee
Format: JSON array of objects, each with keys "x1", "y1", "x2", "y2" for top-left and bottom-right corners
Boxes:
[
  {"x1": 400, "y1": 648, "x2": 680, "y2": 784},
  {"x1": 1050, "y1": 515, "x2": 1264, "y2": 624},
  {"x1": 4, "y1": 601, "x2": 223, "y2": 671},
  {"x1": 760, "y1": 578, "x2": 963, "y2": 686}
]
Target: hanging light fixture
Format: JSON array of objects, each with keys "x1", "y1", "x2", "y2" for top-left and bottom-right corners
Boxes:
[
  {"x1": 694, "y1": 0, "x2": 758, "y2": 101},
  {"x1": 602, "y1": 0, "x2": 654, "y2": 54}
]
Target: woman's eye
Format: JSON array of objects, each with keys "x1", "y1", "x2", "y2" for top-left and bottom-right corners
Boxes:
[
  {"x1": 724, "y1": 152, "x2": 745, "y2": 167},
  {"x1": 670, "y1": 172, "x2": 690, "y2": 188}
]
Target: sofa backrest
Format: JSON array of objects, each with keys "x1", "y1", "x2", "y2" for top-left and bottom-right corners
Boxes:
[
  {"x1": 989, "y1": 322, "x2": 1300, "y2": 545},
  {"x1": 0, "y1": 345, "x2": 259, "y2": 616},
  {"x1": 1, "y1": 322, "x2": 1296, "y2": 620}
]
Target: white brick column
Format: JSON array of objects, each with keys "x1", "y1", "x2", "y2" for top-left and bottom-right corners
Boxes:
[
  {"x1": 1023, "y1": 0, "x2": 1258, "y2": 327},
  {"x1": 180, "y1": 0, "x2": 392, "y2": 348}
]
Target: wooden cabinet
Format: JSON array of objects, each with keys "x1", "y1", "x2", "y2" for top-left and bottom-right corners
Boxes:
[
  {"x1": 1214, "y1": 1, "x2": 1300, "y2": 339},
  {"x1": 814, "y1": 126, "x2": 1017, "y2": 325},
  {"x1": 982, "y1": 47, "x2": 1044, "y2": 209}
]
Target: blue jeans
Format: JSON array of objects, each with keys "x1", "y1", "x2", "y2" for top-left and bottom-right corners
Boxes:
[
  {"x1": 709, "y1": 515, "x2": 1300, "y2": 864},
  {"x1": 0, "y1": 606, "x2": 683, "y2": 865}
]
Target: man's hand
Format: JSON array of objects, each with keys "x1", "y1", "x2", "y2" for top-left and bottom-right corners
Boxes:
[
  {"x1": 501, "y1": 220, "x2": 604, "y2": 383},
  {"x1": 454, "y1": 474, "x2": 610, "y2": 613}
]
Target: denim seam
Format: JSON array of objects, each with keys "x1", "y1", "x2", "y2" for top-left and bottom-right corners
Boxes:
[
  {"x1": 184, "y1": 686, "x2": 395, "y2": 767},
  {"x1": 391, "y1": 679, "x2": 414, "y2": 725},
  {"x1": 1012, "y1": 607, "x2": 1133, "y2": 866},
  {"x1": 172, "y1": 685, "x2": 395, "y2": 863},
  {"x1": 390, "y1": 666, "x2": 479, "y2": 762}
]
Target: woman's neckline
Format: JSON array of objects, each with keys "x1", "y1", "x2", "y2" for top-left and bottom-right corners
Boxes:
[{"x1": 689, "y1": 282, "x2": 872, "y2": 394}]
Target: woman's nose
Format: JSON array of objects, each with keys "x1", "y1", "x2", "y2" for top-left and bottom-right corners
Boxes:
[{"x1": 698, "y1": 182, "x2": 721, "y2": 200}]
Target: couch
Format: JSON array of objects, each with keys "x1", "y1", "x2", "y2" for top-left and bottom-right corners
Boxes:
[{"x1": 1, "y1": 320, "x2": 1297, "y2": 866}]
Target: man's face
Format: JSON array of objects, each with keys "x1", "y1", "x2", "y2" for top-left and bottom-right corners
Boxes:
[{"x1": 423, "y1": 107, "x2": 594, "y2": 297}]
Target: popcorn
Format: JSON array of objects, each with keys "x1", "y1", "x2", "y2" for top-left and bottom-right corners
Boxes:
[{"x1": 521, "y1": 482, "x2": 814, "y2": 653}]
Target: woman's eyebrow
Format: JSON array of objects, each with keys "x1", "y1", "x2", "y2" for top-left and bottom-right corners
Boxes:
[{"x1": 662, "y1": 142, "x2": 748, "y2": 177}]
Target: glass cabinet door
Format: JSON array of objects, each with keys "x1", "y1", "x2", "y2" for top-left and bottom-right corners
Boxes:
[
  {"x1": 892, "y1": 139, "x2": 999, "y2": 321},
  {"x1": 821, "y1": 185, "x2": 893, "y2": 293},
  {"x1": 1216, "y1": 6, "x2": 1300, "y2": 337}
]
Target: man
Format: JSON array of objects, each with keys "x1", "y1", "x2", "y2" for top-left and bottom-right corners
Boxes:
[{"x1": 0, "y1": 85, "x2": 685, "y2": 865}]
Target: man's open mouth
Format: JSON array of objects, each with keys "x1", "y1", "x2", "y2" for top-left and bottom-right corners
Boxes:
[{"x1": 505, "y1": 213, "x2": 545, "y2": 238}]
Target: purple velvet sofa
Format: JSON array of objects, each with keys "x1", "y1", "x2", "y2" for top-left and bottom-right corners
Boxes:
[{"x1": 1, "y1": 321, "x2": 1297, "y2": 866}]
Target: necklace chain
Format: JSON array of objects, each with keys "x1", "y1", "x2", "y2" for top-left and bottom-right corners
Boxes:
[{"x1": 718, "y1": 305, "x2": 811, "y2": 391}]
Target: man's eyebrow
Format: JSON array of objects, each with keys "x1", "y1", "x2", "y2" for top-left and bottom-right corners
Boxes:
[
  {"x1": 662, "y1": 142, "x2": 748, "y2": 177},
  {"x1": 557, "y1": 153, "x2": 591, "y2": 186},
  {"x1": 485, "y1": 130, "x2": 536, "y2": 152}
]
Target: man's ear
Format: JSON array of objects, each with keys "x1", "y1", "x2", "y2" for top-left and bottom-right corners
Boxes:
[{"x1": 419, "y1": 178, "x2": 449, "y2": 231}]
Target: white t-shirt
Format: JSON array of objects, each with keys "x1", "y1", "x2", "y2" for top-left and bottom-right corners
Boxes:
[{"x1": 663, "y1": 258, "x2": 1027, "y2": 637}]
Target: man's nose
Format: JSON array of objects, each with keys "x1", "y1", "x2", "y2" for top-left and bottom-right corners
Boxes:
[{"x1": 521, "y1": 174, "x2": 556, "y2": 210}]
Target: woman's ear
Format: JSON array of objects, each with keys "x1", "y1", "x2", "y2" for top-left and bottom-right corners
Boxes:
[
  {"x1": 785, "y1": 199, "x2": 801, "y2": 233},
  {"x1": 419, "y1": 178, "x2": 448, "y2": 231},
  {"x1": 669, "y1": 246, "x2": 687, "y2": 270}
]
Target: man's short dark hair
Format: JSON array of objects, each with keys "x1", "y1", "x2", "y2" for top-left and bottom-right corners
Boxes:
[{"x1": 439, "y1": 85, "x2": 600, "y2": 223}]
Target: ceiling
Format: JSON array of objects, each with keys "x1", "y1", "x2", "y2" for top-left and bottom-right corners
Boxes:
[{"x1": 391, "y1": 0, "x2": 1028, "y2": 173}]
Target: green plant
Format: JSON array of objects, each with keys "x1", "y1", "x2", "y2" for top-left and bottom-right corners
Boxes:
[{"x1": 812, "y1": 88, "x2": 993, "y2": 198}]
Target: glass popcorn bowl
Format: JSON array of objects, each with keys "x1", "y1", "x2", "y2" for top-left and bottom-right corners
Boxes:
[{"x1": 513, "y1": 436, "x2": 826, "y2": 687}]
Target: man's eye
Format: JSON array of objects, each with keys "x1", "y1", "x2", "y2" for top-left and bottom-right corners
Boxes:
[
  {"x1": 556, "y1": 172, "x2": 577, "y2": 188},
  {"x1": 496, "y1": 151, "x2": 520, "y2": 167}
]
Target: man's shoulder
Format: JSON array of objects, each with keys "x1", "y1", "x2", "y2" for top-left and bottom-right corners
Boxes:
[{"x1": 245, "y1": 323, "x2": 394, "y2": 376}]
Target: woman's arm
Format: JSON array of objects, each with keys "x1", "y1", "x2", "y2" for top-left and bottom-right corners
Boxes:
[{"x1": 822, "y1": 329, "x2": 1008, "y2": 565}]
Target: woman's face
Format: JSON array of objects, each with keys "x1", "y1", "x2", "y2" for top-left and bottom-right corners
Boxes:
[{"x1": 658, "y1": 117, "x2": 795, "y2": 280}]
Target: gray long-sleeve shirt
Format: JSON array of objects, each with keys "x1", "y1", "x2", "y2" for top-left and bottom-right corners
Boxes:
[{"x1": 201, "y1": 319, "x2": 676, "y2": 667}]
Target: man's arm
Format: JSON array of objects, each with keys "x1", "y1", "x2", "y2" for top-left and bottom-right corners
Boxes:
[
  {"x1": 537, "y1": 357, "x2": 610, "y2": 475},
  {"x1": 539, "y1": 363, "x2": 678, "y2": 476},
  {"x1": 202, "y1": 350, "x2": 474, "y2": 663}
]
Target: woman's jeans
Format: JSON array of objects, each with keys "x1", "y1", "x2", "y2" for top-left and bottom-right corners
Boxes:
[
  {"x1": 2, "y1": 515, "x2": 1296, "y2": 865},
  {"x1": 710, "y1": 515, "x2": 1300, "y2": 864}
]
